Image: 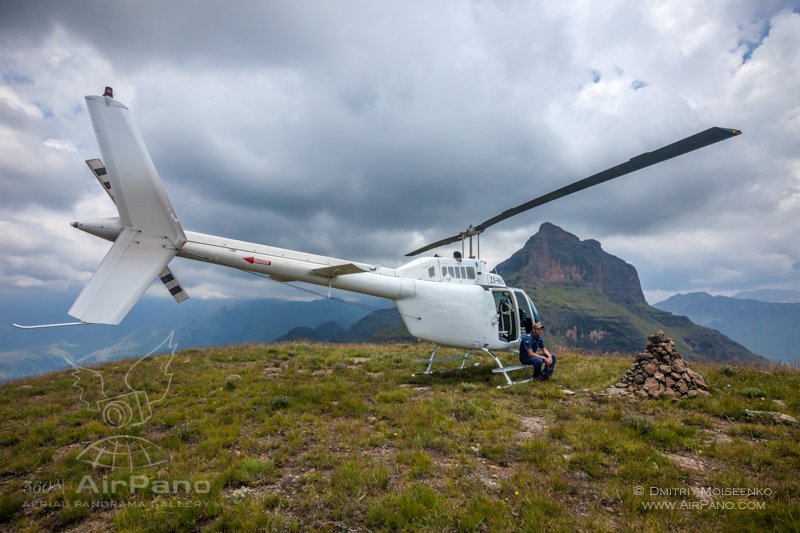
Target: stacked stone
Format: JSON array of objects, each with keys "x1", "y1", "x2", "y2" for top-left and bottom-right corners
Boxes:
[{"x1": 608, "y1": 330, "x2": 709, "y2": 399}]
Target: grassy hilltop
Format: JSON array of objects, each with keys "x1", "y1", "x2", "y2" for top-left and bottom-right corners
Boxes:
[{"x1": 0, "y1": 342, "x2": 798, "y2": 532}]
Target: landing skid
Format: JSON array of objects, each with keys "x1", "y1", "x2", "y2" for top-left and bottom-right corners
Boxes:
[
  {"x1": 413, "y1": 346, "x2": 481, "y2": 376},
  {"x1": 413, "y1": 346, "x2": 533, "y2": 388}
]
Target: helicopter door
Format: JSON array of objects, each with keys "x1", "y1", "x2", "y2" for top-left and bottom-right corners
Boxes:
[
  {"x1": 513, "y1": 289, "x2": 535, "y2": 332},
  {"x1": 492, "y1": 289, "x2": 518, "y2": 342}
]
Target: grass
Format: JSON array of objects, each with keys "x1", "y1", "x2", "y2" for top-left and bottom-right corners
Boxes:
[{"x1": 0, "y1": 342, "x2": 798, "y2": 531}]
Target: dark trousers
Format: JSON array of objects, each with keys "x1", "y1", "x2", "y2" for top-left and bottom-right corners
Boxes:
[{"x1": 519, "y1": 353, "x2": 556, "y2": 378}]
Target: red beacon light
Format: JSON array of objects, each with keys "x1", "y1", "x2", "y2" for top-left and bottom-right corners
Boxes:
[{"x1": 103, "y1": 86, "x2": 114, "y2": 98}]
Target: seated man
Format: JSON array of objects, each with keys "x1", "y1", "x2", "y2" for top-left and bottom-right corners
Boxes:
[{"x1": 519, "y1": 320, "x2": 556, "y2": 380}]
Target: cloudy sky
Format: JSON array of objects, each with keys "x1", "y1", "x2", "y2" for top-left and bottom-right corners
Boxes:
[{"x1": 1, "y1": 0, "x2": 798, "y2": 311}]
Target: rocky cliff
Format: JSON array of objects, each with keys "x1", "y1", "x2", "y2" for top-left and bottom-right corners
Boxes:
[{"x1": 497, "y1": 222, "x2": 646, "y2": 306}]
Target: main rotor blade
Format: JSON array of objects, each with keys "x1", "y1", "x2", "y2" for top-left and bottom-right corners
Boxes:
[
  {"x1": 475, "y1": 127, "x2": 741, "y2": 231},
  {"x1": 406, "y1": 126, "x2": 741, "y2": 257}
]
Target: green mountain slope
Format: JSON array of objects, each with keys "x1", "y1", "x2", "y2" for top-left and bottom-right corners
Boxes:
[{"x1": 0, "y1": 342, "x2": 797, "y2": 531}]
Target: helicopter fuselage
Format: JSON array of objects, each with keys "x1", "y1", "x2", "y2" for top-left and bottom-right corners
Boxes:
[{"x1": 73, "y1": 217, "x2": 538, "y2": 352}]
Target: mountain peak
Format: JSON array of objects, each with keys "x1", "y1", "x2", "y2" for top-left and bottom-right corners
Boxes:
[
  {"x1": 496, "y1": 223, "x2": 646, "y2": 306},
  {"x1": 536, "y1": 222, "x2": 579, "y2": 241}
]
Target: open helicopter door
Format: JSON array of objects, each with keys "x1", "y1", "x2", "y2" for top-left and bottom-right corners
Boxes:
[
  {"x1": 492, "y1": 289, "x2": 519, "y2": 342},
  {"x1": 491, "y1": 288, "x2": 537, "y2": 343},
  {"x1": 513, "y1": 289, "x2": 536, "y2": 333},
  {"x1": 487, "y1": 288, "x2": 541, "y2": 387}
]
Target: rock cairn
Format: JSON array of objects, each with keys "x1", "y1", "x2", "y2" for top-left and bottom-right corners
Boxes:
[{"x1": 607, "y1": 331, "x2": 709, "y2": 399}]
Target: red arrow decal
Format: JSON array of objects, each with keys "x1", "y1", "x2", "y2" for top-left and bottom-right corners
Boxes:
[{"x1": 243, "y1": 256, "x2": 271, "y2": 266}]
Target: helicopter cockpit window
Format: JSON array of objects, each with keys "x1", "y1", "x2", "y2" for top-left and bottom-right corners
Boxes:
[
  {"x1": 428, "y1": 266, "x2": 435, "y2": 278},
  {"x1": 466, "y1": 267, "x2": 475, "y2": 279},
  {"x1": 455, "y1": 267, "x2": 462, "y2": 279}
]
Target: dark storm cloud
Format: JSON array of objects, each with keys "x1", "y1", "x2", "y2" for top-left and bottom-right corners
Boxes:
[
  {"x1": 1, "y1": 0, "x2": 798, "y2": 301},
  {"x1": 0, "y1": 0, "x2": 337, "y2": 68}
]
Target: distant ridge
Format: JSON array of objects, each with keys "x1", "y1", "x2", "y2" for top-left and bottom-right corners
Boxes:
[
  {"x1": 655, "y1": 292, "x2": 800, "y2": 363},
  {"x1": 733, "y1": 289, "x2": 800, "y2": 304},
  {"x1": 276, "y1": 310, "x2": 413, "y2": 343}
]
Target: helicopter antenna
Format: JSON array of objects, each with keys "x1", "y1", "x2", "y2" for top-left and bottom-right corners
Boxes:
[{"x1": 405, "y1": 127, "x2": 741, "y2": 257}]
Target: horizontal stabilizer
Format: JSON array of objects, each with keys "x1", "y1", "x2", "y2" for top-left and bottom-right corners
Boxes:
[
  {"x1": 68, "y1": 229, "x2": 177, "y2": 325},
  {"x1": 86, "y1": 158, "x2": 115, "y2": 203},
  {"x1": 159, "y1": 267, "x2": 189, "y2": 303},
  {"x1": 311, "y1": 263, "x2": 370, "y2": 278}
]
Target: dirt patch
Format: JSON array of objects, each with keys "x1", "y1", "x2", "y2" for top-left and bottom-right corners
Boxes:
[
  {"x1": 63, "y1": 510, "x2": 116, "y2": 532},
  {"x1": 664, "y1": 452, "x2": 706, "y2": 473},
  {"x1": 705, "y1": 427, "x2": 733, "y2": 445},
  {"x1": 472, "y1": 458, "x2": 509, "y2": 491},
  {"x1": 52, "y1": 442, "x2": 85, "y2": 462},
  {"x1": 262, "y1": 367, "x2": 282, "y2": 378},
  {"x1": 517, "y1": 416, "x2": 548, "y2": 440},
  {"x1": 412, "y1": 386, "x2": 433, "y2": 398}
]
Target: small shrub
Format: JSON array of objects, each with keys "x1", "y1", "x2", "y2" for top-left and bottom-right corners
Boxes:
[
  {"x1": 175, "y1": 422, "x2": 201, "y2": 443},
  {"x1": 397, "y1": 449, "x2": 433, "y2": 478},
  {"x1": 271, "y1": 396, "x2": 290, "y2": 410},
  {"x1": 740, "y1": 387, "x2": 766, "y2": 399},
  {"x1": 681, "y1": 415, "x2": 713, "y2": 428},
  {"x1": 622, "y1": 416, "x2": 653, "y2": 435},
  {"x1": 228, "y1": 457, "x2": 275, "y2": 486},
  {"x1": 568, "y1": 451, "x2": 605, "y2": 478},
  {"x1": 366, "y1": 483, "x2": 443, "y2": 530},
  {"x1": 57, "y1": 503, "x2": 88, "y2": 527},
  {"x1": 0, "y1": 434, "x2": 20, "y2": 448},
  {"x1": 376, "y1": 391, "x2": 407, "y2": 404},
  {"x1": 0, "y1": 493, "x2": 24, "y2": 523}
]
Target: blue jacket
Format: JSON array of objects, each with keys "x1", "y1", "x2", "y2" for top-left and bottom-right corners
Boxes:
[{"x1": 519, "y1": 333, "x2": 545, "y2": 360}]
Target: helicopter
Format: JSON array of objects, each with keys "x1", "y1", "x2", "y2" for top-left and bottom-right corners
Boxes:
[{"x1": 15, "y1": 88, "x2": 741, "y2": 385}]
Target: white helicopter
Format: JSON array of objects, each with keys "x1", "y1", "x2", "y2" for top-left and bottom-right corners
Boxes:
[{"x1": 15, "y1": 88, "x2": 741, "y2": 385}]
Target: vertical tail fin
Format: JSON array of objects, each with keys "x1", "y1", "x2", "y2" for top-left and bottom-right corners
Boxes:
[
  {"x1": 69, "y1": 91, "x2": 186, "y2": 325},
  {"x1": 84, "y1": 94, "x2": 185, "y2": 246}
]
